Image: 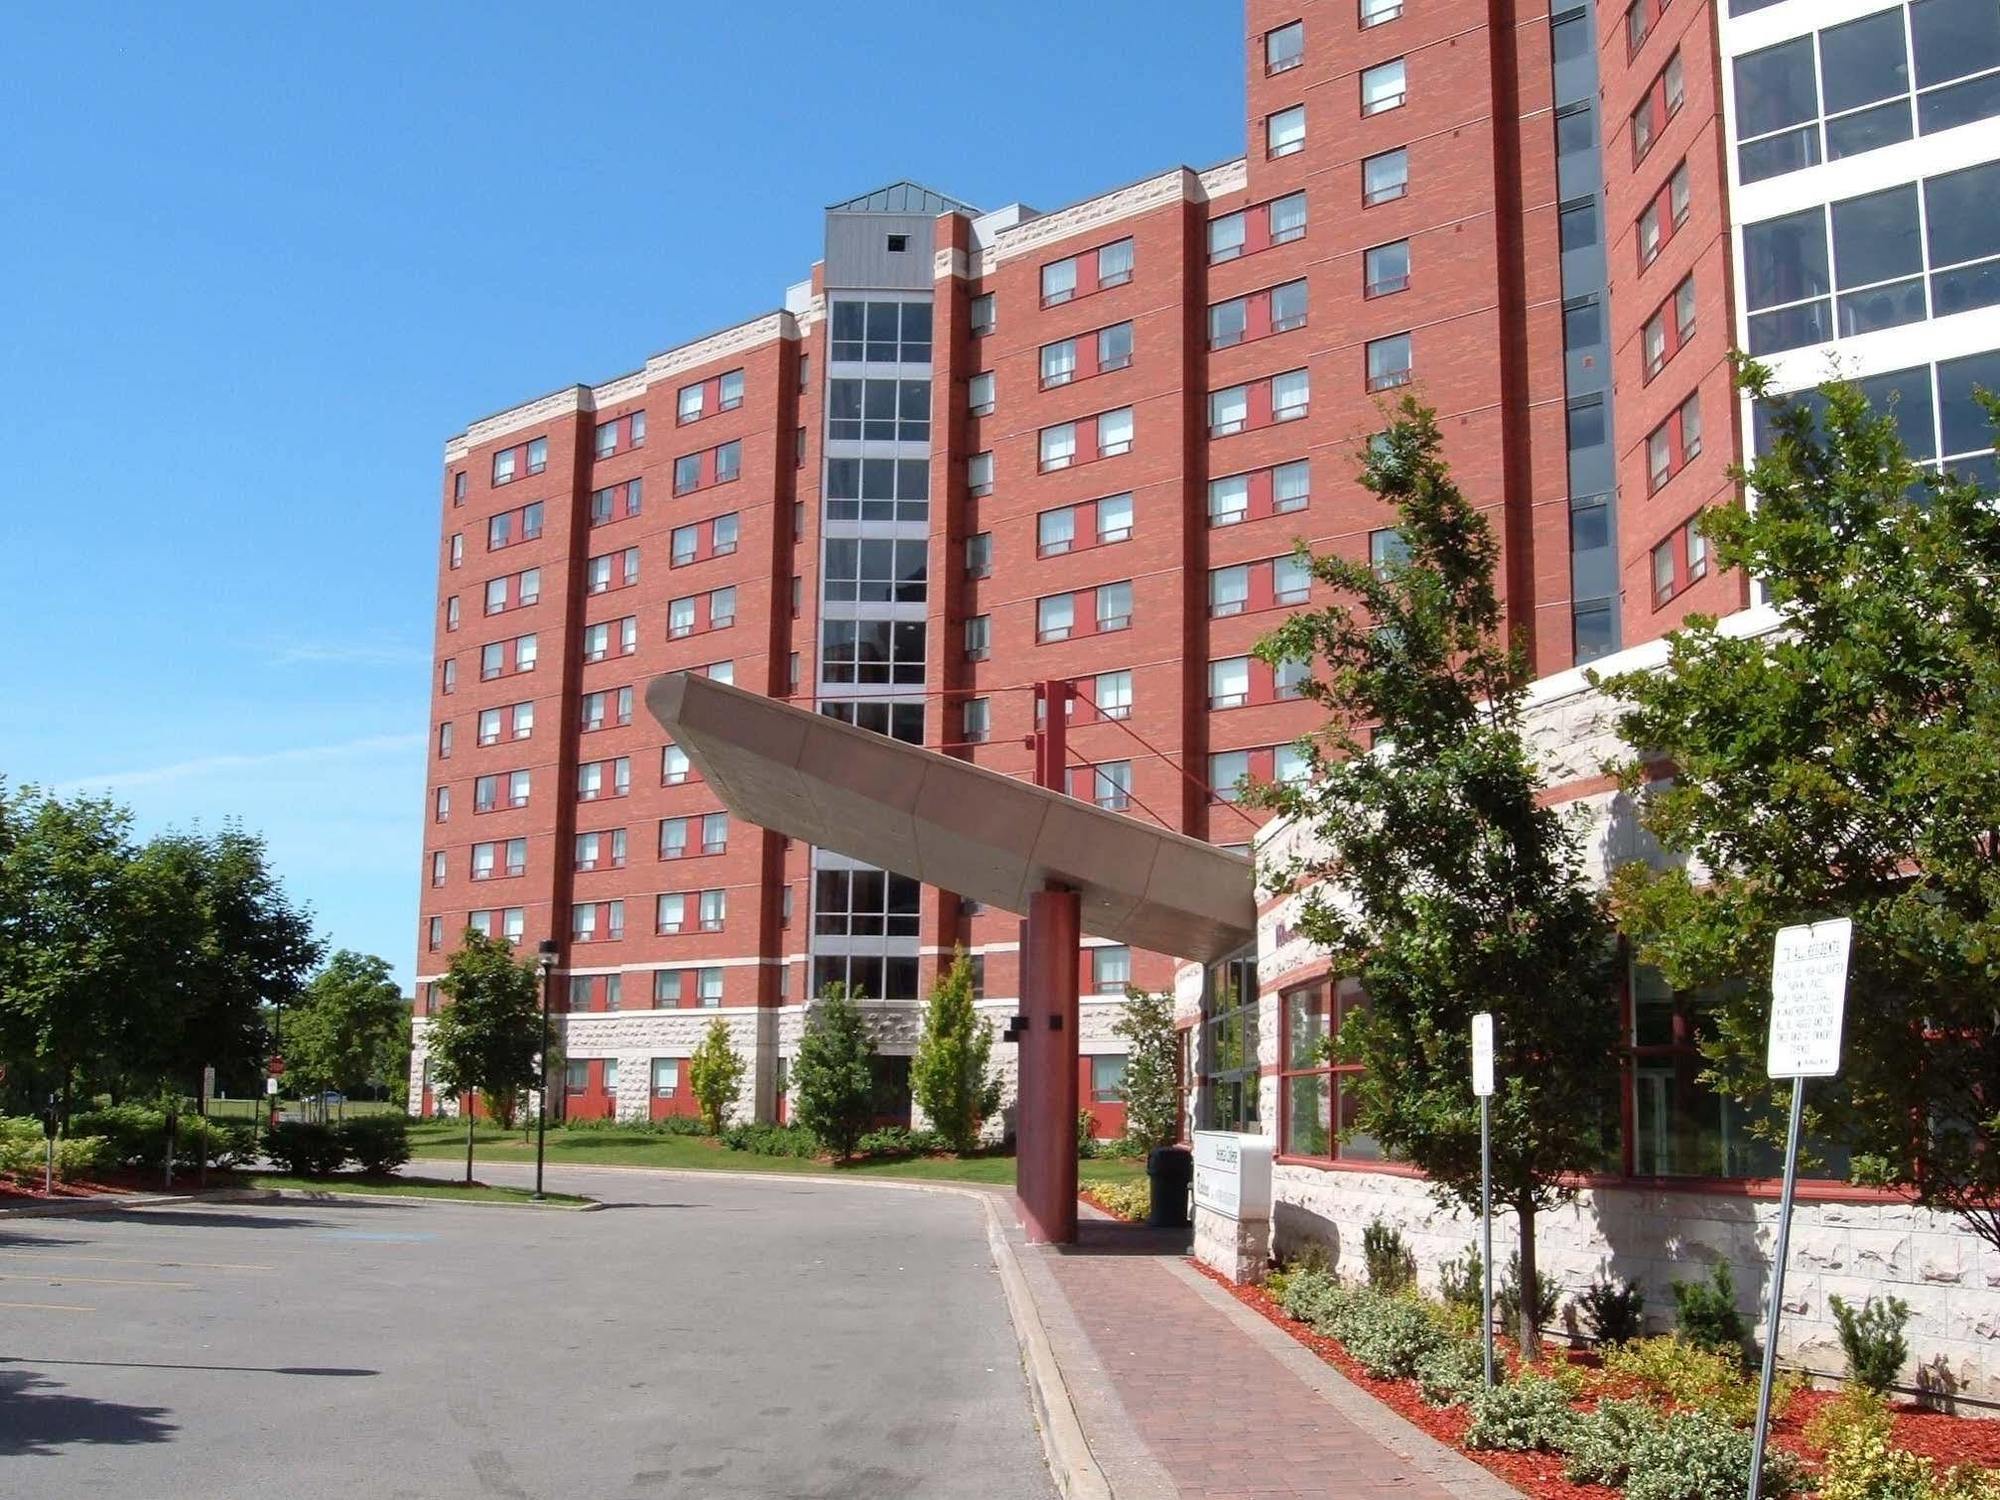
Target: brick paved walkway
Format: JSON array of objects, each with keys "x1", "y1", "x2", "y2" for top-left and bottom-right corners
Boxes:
[{"x1": 1027, "y1": 1220, "x2": 1512, "y2": 1500}]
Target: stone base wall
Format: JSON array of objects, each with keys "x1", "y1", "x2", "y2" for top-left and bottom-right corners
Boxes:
[
  {"x1": 1271, "y1": 1163, "x2": 2000, "y2": 1403},
  {"x1": 1195, "y1": 1206, "x2": 1272, "y2": 1284}
]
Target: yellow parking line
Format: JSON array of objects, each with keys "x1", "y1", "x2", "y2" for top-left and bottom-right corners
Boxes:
[
  {"x1": 0, "y1": 1273, "x2": 193, "y2": 1289},
  {"x1": 0, "y1": 1299, "x2": 94, "y2": 1312},
  {"x1": 0, "y1": 1251, "x2": 272, "y2": 1272}
]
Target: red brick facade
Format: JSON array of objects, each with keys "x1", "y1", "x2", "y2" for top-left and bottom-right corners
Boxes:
[{"x1": 417, "y1": 0, "x2": 1747, "y2": 1127}]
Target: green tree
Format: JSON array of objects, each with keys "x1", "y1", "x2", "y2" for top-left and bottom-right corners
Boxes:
[
  {"x1": 792, "y1": 981, "x2": 877, "y2": 1160},
  {"x1": 425, "y1": 930, "x2": 541, "y2": 1182},
  {"x1": 1252, "y1": 399, "x2": 1620, "y2": 1357},
  {"x1": 688, "y1": 1017, "x2": 746, "y2": 1135},
  {"x1": 1112, "y1": 985, "x2": 1179, "y2": 1150},
  {"x1": 911, "y1": 948, "x2": 998, "y2": 1153},
  {"x1": 1601, "y1": 362, "x2": 2000, "y2": 1252},
  {"x1": 288, "y1": 951, "x2": 408, "y2": 1105},
  {"x1": 0, "y1": 785, "x2": 152, "y2": 1120}
]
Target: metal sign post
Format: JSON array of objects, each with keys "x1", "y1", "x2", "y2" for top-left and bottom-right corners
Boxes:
[
  {"x1": 1747, "y1": 918, "x2": 1852, "y2": 1500},
  {"x1": 1472, "y1": 1012, "x2": 1496, "y2": 1388}
]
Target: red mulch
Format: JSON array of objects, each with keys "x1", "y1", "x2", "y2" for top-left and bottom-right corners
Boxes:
[
  {"x1": 1194, "y1": 1264, "x2": 1998, "y2": 1500},
  {"x1": 0, "y1": 1168, "x2": 168, "y2": 1202}
]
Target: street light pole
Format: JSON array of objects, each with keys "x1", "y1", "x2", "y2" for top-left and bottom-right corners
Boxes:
[{"x1": 535, "y1": 939, "x2": 558, "y2": 1201}]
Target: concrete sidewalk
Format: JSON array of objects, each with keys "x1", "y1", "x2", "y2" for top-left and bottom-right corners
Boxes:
[{"x1": 1012, "y1": 1209, "x2": 1522, "y2": 1500}]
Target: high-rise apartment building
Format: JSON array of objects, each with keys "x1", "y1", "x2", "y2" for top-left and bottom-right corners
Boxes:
[{"x1": 412, "y1": 0, "x2": 2000, "y2": 1131}]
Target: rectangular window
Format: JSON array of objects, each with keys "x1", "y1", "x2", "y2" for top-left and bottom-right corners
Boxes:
[
  {"x1": 1266, "y1": 20, "x2": 1303, "y2": 74},
  {"x1": 967, "y1": 450, "x2": 993, "y2": 496},
  {"x1": 1361, "y1": 0, "x2": 1402, "y2": 24},
  {"x1": 1363, "y1": 148, "x2": 1408, "y2": 206},
  {"x1": 1208, "y1": 473, "x2": 1249, "y2": 526},
  {"x1": 1097, "y1": 321, "x2": 1132, "y2": 372},
  {"x1": 1096, "y1": 493, "x2": 1133, "y2": 543},
  {"x1": 1091, "y1": 669, "x2": 1133, "y2": 719},
  {"x1": 964, "y1": 615, "x2": 990, "y2": 660},
  {"x1": 1039, "y1": 423, "x2": 1077, "y2": 471},
  {"x1": 962, "y1": 697, "x2": 990, "y2": 744},
  {"x1": 1209, "y1": 211, "x2": 1246, "y2": 263},
  {"x1": 1366, "y1": 334, "x2": 1412, "y2": 391},
  {"x1": 1267, "y1": 104, "x2": 1306, "y2": 158},
  {"x1": 1361, "y1": 59, "x2": 1406, "y2": 115},
  {"x1": 1037, "y1": 593, "x2": 1076, "y2": 642},
  {"x1": 1211, "y1": 384, "x2": 1248, "y2": 437},
  {"x1": 1097, "y1": 407, "x2": 1133, "y2": 457},
  {"x1": 968, "y1": 370, "x2": 995, "y2": 415},
  {"x1": 1041, "y1": 338, "x2": 1077, "y2": 388},
  {"x1": 1038, "y1": 506, "x2": 1076, "y2": 556},
  {"x1": 1273, "y1": 367, "x2": 1310, "y2": 420},
  {"x1": 966, "y1": 531, "x2": 992, "y2": 578},
  {"x1": 1097, "y1": 238, "x2": 1133, "y2": 288},
  {"x1": 1364, "y1": 241, "x2": 1409, "y2": 298},
  {"x1": 1041, "y1": 257, "x2": 1078, "y2": 306},
  {"x1": 1090, "y1": 761, "x2": 1132, "y2": 811},
  {"x1": 970, "y1": 292, "x2": 995, "y2": 336},
  {"x1": 1209, "y1": 751, "x2": 1250, "y2": 803},
  {"x1": 1096, "y1": 580, "x2": 1132, "y2": 631},
  {"x1": 1210, "y1": 655, "x2": 1252, "y2": 709},
  {"x1": 1210, "y1": 296, "x2": 1248, "y2": 350},
  {"x1": 1271, "y1": 191, "x2": 1307, "y2": 243}
]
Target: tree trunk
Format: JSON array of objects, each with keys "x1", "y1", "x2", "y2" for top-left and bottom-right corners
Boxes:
[
  {"x1": 1517, "y1": 1201, "x2": 1540, "y2": 1362},
  {"x1": 464, "y1": 1097, "x2": 475, "y2": 1186}
]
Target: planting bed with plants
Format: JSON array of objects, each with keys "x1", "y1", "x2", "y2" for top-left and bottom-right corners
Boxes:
[{"x1": 1219, "y1": 1221, "x2": 1998, "y2": 1500}]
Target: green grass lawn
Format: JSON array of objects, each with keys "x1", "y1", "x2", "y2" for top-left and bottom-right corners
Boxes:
[
  {"x1": 236, "y1": 1171, "x2": 590, "y2": 1205},
  {"x1": 406, "y1": 1119, "x2": 1147, "y2": 1189}
]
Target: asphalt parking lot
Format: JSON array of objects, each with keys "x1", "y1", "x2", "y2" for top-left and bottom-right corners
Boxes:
[{"x1": 0, "y1": 1167, "x2": 1055, "y2": 1499}]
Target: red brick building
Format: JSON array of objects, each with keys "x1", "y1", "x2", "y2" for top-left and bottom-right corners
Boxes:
[{"x1": 413, "y1": 0, "x2": 1758, "y2": 1132}]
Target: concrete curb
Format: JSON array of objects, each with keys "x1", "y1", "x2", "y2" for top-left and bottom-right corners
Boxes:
[
  {"x1": 0, "y1": 1187, "x2": 278, "y2": 1218},
  {"x1": 407, "y1": 1159, "x2": 1112, "y2": 1499},
  {"x1": 1164, "y1": 1258, "x2": 1527, "y2": 1500}
]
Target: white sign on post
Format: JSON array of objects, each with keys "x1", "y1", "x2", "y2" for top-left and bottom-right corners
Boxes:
[
  {"x1": 1471, "y1": 1013, "x2": 1495, "y2": 1098},
  {"x1": 1767, "y1": 918, "x2": 1852, "y2": 1078},
  {"x1": 265, "y1": 1076, "x2": 279, "y2": 1097},
  {"x1": 202, "y1": 1065, "x2": 216, "y2": 1104},
  {"x1": 1192, "y1": 1131, "x2": 1272, "y2": 1220}
]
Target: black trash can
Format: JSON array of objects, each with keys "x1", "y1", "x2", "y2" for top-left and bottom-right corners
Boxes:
[{"x1": 1146, "y1": 1145, "x2": 1193, "y2": 1229}]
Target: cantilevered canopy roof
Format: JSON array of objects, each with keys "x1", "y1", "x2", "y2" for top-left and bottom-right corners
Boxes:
[
  {"x1": 826, "y1": 180, "x2": 981, "y2": 216},
  {"x1": 647, "y1": 673, "x2": 1256, "y2": 964}
]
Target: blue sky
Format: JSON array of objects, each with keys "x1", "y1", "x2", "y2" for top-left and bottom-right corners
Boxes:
[{"x1": 0, "y1": 3, "x2": 1246, "y2": 989}]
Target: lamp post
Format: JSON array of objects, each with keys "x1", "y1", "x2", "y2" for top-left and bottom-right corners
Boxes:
[{"x1": 534, "y1": 939, "x2": 558, "y2": 1201}]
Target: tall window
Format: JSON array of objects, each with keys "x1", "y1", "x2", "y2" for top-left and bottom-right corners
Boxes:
[
  {"x1": 1266, "y1": 20, "x2": 1304, "y2": 74},
  {"x1": 1201, "y1": 957, "x2": 1261, "y2": 1131},
  {"x1": 1267, "y1": 105, "x2": 1306, "y2": 158},
  {"x1": 1363, "y1": 147, "x2": 1409, "y2": 205},
  {"x1": 1360, "y1": 58, "x2": 1406, "y2": 116},
  {"x1": 1278, "y1": 980, "x2": 1381, "y2": 1160}
]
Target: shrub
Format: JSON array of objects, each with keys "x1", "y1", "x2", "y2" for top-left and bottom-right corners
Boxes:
[
  {"x1": 1099, "y1": 1135, "x2": 1148, "y2": 1160},
  {"x1": 1286, "y1": 1240, "x2": 1337, "y2": 1278},
  {"x1": 339, "y1": 1116, "x2": 411, "y2": 1175},
  {"x1": 1091, "y1": 1180, "x2": 1151, "y2": 1222},
  {"x1": 1276, "y1": 1267, "x2": 1353, "y2": 1331},
  {"x1": 1806, "y1": 1386, "x2": 1894, "y2": 1456},
  {"x1": 1415, "y1": 1339, "x2": 1487, "y2": 1407},
  {"x1": 1624, "y1": 1406, "x2": 1804, "y2": 1500},
  {"x1": 720, "y1": 1122, "x2": 820, "y2": 1158},
  {"x1": 1581, "y1": 1276, "x2": 1647, "y2": 1347},
  {"x1": 1075, "y1": 1110, "x2": 1100, "y2": 1159},
  {"x1": 1427, "y1": 1297, "x2": 1482, "y2": 1341},
  {"x1": 0, "y1": 1133, "x2": 38, "y2": 1176},
  {"x1": 1829, "y1": 1293, "x2": 1911, "y2": 1396},
  {"x1": 1563, "y1": 1396, "x2": 1666, "y2": 1486},
  {"x1": 1341, "y1": 1294, "x2": 1449, "y2": 1379},
  {"x1": 1603, "y1": 1336, "x2": 1759, "y2": 1425},
  {"x1": 856, "y1": 1126, "x2": 944, "y2": 1158},
  {"x1": 265, "y1": 1121, "x2": 349, "y2": 1177},
  {"x1": 70, "y1": 1106, "x2": 251, "y2": 1171},
  {"x1": 1670, "y1": 1263, "x2": 1748, "y2": 1362},
  {"x1": 1498, "y1": 1250, "x2": 1559, "y2": 1335},
  {"x1": 1438, "y1": 1242, "x2": 1483, "y2": 1309},
  {"x1": 53, "y1": 1136, "x2": 114, "y2": 1182},
  {"x1": 1362, "y1": 1218, "x2": 1417, "y2": 1295},
  {"x1": 1462, "y1": 1374, "x2": 1578, "y2": 1452}
]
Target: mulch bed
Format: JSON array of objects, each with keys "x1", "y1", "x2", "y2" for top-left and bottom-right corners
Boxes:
[{"x1": 1195, "y1": 1264, "x2": 1999, "y2": 1500}]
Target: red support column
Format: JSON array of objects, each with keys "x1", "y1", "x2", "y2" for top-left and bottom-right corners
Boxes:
[
  {"x1": 1018, "y1": 676, "x2": 1082, "y2": 1244},
  {"x1": 1016, "y1": 884, "x2": 1080, "y2": 1244}
]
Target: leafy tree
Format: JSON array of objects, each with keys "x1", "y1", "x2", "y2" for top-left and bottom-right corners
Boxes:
[
  {"x1": 1251, "y1": 398, "x2": 1620, "y2": 1357},
  {"x1": 0, "y1": 785, "x2": 153, "y2": 1119},
  {"x1": 791, "y1": 982, "x2": 877, "y2": 1160},
  {"x1": 1113, "y1": 985, "x2": 1180, "y2": 1149},
  {"x1": 287, "y1": 951, "x2": 407, "y2": 1104},
  {"x1": 425, "y1": 930, "x2": 541, "y2": 1182},
  {"x1": 1601, "y1": 362, "x2": 2000, "y2": 1251},
  {"x1": 688, "y1": 1017, "x2": 745, "y2": 1135},
  {"x1": 911, "y1": 948, "x2": 998, "y2": 1153}
]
